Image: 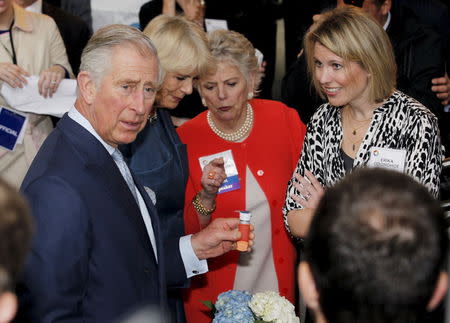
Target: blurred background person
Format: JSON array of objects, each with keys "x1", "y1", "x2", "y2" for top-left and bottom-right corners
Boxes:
[
  {"x1": 0, "y1": 0, "x2": 72, "y2": 188},
  {"x1": 299, "y1": 168, "x2": 449, "y2": 323},
  {"x1": 0, "y1": 178, "x2": 32, "y2": 323},
  {"x1": 13, "y1": 0, "x2": 91, "y2": 75},
  {"x1": 139, "y1": 0, "x2": 204, "y2": 30},
  {"x1": 177, "y1": 29, "x2": 306, "y2": 323},
  {"x1": 121, "y1": 14, "x2": 212, "y2": 323},
  {"x1": 44, "y1": 0, "x2": 92, "y2": 31},
  {"x1": 284, "y1": 6, "x2": 442, "y2": 239}
]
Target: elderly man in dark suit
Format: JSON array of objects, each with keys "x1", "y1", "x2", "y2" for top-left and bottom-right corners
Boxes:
[{"x1": 18, "y1": 24, "x2": 244, "y2": 323}]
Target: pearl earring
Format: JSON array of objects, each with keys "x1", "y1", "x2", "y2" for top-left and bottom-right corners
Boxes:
[
  {"x1": 201, "y1": 97, "x2": 207, "y2": 107},
  {"x1": 247, "y1": 92, "x2": 254, "y2": 100}
]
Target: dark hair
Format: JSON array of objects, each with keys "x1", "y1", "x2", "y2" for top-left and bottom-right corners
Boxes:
[
  {"x1": 343, "y1": 0, "x2": 385, "y2": 8},
  {"x1": 305, "y1": 168, "x2": 448, "y2": 323},
  {"x1": 0, "y1": 179, "x2": 32, "y2": 292}
]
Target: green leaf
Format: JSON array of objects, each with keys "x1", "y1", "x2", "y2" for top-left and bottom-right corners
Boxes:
[{"x1": 201, "y1": 300, "x2": 216, "y2": 315}]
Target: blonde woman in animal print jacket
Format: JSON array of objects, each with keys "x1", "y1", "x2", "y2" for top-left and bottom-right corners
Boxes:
[{"x1": 284, "y1": 7, "x2": 442, "y2": 238}]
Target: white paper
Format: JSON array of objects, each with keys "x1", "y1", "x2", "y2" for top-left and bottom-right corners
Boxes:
[
  {"x1": 205, "y1": 19, "x2": 228, "y2": 33},
  {"x1": 1, "y1": 76, "x2": 77, "y2": 118}
]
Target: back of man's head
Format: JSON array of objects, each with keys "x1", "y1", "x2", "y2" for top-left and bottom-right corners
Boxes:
[
  {"x1": 0, "y1": 179, "x2": 32, "y2": 285},
  {"x1": 0, "y1": 178, "x2": 32, "y2": 322},
  {"x1": 303, "y1": 168, "x2": 448, "y2": 323}
]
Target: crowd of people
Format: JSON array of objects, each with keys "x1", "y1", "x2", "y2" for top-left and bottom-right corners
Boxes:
[{"x1": 0, "y1": 0, "x2": 448, "y2": 323}]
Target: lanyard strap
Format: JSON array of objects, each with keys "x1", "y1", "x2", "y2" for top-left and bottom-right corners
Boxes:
[
  {"x1": 9, "y1": 19, "x2": 16, "y2": 65},
  {"x1": 0, "y1": 19, "x2": 17, "y2": 65}
]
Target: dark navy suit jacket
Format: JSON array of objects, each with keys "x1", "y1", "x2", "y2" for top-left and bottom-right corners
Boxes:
[{"x1": 19, "y1": 114, "x2": 186, "y2": 322}]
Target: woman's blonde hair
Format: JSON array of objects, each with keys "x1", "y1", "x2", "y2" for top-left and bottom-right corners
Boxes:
[
  {"x1": 207, "y1": 29, "x2": 263, "y2": 94},
  {"x1": 304, "y1": 6, "x2": 396, "y2": 103},
  {"x1": 143, "y1": 15, "x2": 211, "y2": 77}
]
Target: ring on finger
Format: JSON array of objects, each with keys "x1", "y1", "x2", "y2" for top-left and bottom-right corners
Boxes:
[
  {"x1": 50, "y1": 80, "x2": 57, "y2": 85},
  {"x1": 207, "y1": 171, "x2": 215, "y2": 179}
]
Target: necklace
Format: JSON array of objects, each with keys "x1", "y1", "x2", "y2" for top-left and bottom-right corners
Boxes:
[
  {"x1": 345, "y1": 107, "x2": 372, "y2": 151},
  {"x1": 207, "y1": 103, "x2": 253, "y2": 142}
]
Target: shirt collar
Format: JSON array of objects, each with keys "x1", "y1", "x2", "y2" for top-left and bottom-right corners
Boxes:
[
  {"x1": 383, "y1": 11, "x2": 391, "y2": 30},
  {"x1": 12, "y1": 3, "x2": 33, "y2": 33},
  {"x1": 24, "y1": 0, "x2": 42, "y2": 14},
  {"x1": 68, "y1": 106, "x2": 116, "y2": 156}
]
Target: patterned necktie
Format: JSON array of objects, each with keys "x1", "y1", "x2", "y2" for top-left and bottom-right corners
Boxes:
[{"x1": 112, "y1": 149, "x2": 139, "y2": 204}]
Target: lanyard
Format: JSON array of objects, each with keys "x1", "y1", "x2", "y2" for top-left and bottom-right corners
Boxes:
[{"x1": 0, "y1": 19, "x2": 17, "y2": 65}]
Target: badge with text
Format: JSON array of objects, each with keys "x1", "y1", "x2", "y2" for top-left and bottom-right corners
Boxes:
[
  {"x1": 367, "y1": 147, "x2": 406, "y2": 172},
  {"x1": 199, "y1": 150, "x2": 240, "y2": 194},
  {"x1": 0, "y1": 107, "x2": 27, "y2": 151}
]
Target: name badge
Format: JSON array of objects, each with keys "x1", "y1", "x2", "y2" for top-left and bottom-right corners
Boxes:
[
  {"x1": 205, "y1": 19, "x2": 228, "y2": 33},
  {"x1": 199, "y1": 149, "x2": 240, "y2": 194},
  {"x1": 367, "y1": 147, "x2": 406, "y2": 172},
  {"x1": 0, "y1": 106, "x2": 27, "y2": 151}
]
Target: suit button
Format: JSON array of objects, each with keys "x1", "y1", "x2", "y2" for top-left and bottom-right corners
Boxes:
[
  {"x1": 144, "y1": 267, "x2": 150, "y2": 274},
  {"x1": 257, "y1": 170, "x2": 264, "y2": 176}
]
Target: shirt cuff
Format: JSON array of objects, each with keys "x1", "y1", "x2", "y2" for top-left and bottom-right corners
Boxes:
[{"x1": 179, "y1": 234, "x2": 208, "y2": 278}]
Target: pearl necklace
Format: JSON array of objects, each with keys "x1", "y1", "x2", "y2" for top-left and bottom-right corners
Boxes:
[{"x1": 207, "y1": 103, "x2": 254, "y2": 142}]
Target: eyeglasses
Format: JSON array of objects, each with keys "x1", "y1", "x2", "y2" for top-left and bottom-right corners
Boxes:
[{"x1": 343, "y1": 0, "x2": 365, "y2": 7}]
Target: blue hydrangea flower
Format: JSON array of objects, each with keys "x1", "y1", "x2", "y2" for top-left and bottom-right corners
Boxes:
[{"x1": 213, "y1": 290, "x2": 254, "y2": 323}]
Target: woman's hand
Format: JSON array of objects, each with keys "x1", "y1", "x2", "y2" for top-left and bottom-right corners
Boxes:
[
  {"x1": 0, "y1": 62, "x2": 29, "y2": 88},
  {"x1": 290, "y1": 170, "x2": 324, "y2": 210},
  {"x1": 177, "y1": 0, "x2": 205, "y2": 26},
  {"x1": 201, "y1": 157, "x2": 226, "y2": 198},
  {"x1": 38, "y1": 65, "x2": 65, "y2": 98}
]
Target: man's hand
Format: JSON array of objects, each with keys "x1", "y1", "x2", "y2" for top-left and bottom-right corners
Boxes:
[
  {"x1": 431, "y1": 73, "x2": 450, "y2": 106},
  {"x1": 0, "y1": 62, "x2": 29, "y2": 88},
  {"x1": 191, "y1": 217, "x2": 254, "y2": 260}
]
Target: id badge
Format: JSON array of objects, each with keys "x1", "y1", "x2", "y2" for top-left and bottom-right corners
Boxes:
[
  {"x1": 367, "y1": 147, "x2": 406, "y2": 172},
  {"x1": 199, "y1": 149, "x2": 240, "y2": 194},
  {"x1": 0, "y1": 106, "x2": 27, "y2": 151}
]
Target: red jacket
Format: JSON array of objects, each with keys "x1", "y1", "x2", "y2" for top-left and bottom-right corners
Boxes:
[{"x1": 177, "y1": 99, "x2": 306, "y2": 322}]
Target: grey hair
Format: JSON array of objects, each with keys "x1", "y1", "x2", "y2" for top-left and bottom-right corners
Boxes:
[
  {"x1": 79, "y1": 24, "x2": 165, "y2": 87},
  {"x1": 207, "y1": 29, "x2": 262, "y2": 94}
]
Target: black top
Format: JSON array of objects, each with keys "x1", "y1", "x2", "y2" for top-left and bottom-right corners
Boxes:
[{"x1": 341, "y1": 149, "x2": 354, "y2": 174}]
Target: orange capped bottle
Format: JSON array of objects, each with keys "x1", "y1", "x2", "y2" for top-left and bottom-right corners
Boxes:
[{"x1": 236, "y1": 211, "x2": 251, "y2": 252}]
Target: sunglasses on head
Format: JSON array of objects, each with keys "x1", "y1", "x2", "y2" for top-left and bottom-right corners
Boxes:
[{"x1": 343, "y1": 0, "x2": 364, "y2": 7}]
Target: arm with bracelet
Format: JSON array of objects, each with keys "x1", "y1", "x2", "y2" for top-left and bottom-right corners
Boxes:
[{"x1": 192, "y1": 158, "x2": 226, "y2": 228}]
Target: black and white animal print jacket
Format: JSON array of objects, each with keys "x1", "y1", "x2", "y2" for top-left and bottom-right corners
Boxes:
[{"x1": 283, "y1": 91, "x2": 442, "y2": 234}]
